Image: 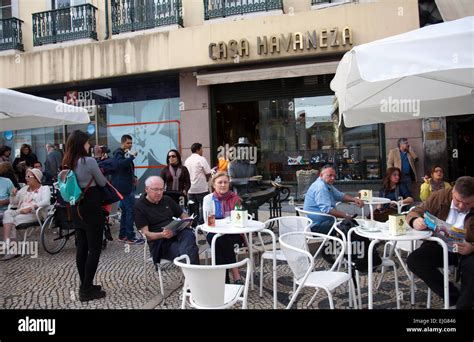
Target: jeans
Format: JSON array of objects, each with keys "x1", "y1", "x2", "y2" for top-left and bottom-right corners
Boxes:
[
  {"x1": 160, "y1": 229, "x2": 199, "y2": 265},
  {"x1": 309, "y1": 216, "x2": 334, "y2": 234},
  {"x1": 119, "y1": 192, "x2": 135, "y2": 240}
]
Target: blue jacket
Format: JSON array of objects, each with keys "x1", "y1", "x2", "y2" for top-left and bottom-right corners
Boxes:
[{"x1": 111, "y1": 148, "x2": 135, "y2": 195}]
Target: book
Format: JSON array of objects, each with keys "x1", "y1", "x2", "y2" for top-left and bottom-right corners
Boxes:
[
  {"x1": 423, "y1": 211, "x2": 466, "y2": 252},
  {"x1": 162, "y1": 214, "x2": 195, "y2": 235}
]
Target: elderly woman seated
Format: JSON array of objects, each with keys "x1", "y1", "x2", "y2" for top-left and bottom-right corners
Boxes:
[
  {"x1": 1, "y1": 168, "x2": 51, "y2": 261},
  {"x1": 203, "y1": 172, "x2": 245, "y2": 284}
]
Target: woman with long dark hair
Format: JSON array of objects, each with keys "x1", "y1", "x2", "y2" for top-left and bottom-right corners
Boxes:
[
  {"x1": 62, "y1": 130, "x2": 107, "y2": 302},
  {"x1": 160, "y1": 149, "x2": 191, "y2": 195},
  {"x1": 13, "y1": 144, "x2": 38, "y2": 183},
  {"x1": 379, "y1": 166, "x2": 414, "y2": 212}
]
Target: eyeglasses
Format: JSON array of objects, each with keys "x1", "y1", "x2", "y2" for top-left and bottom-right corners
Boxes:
[
  {"x1": 168, "y1": 155, "x2": 177, "y2": 158},
  {"x1": 148, "y1": 187, "x2": 164, "y2": 193}
]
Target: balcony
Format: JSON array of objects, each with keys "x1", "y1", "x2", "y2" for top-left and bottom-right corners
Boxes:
[
  {"x1": 204, "y1": 0, "x2": 283, "y2": 20},
  {"x1": 32, "y1": 4, "x2": 98, "y2": 47},
  {"x1": 111, "y1": 0, "x2": 183, "y2": 35},
  {"x1": 0, "y1": 18, "x2": 24, "y2": 51}
]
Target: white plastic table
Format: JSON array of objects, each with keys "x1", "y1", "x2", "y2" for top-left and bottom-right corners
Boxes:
[
  {"x1": 360, "y1": 197, "x2": 391, "y2": 220},
  {"x1": 347, "y1": 221, "x2": 451, "y2": 309},
  {"x1": 200, "y1": 219, "x2": 278, "y2": 309}
]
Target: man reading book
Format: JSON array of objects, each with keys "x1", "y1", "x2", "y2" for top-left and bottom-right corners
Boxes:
[
  {"x1": 134, "y1": 176, "x2": 199, "y2": 265},
  {"x1": 407, "y1": 176, "x2": 474, "y2": 309}
]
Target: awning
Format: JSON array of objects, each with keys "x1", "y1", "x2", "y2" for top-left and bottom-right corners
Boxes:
[{"x1": 196, "y1": 61, "x2": 339, "y2": 86}]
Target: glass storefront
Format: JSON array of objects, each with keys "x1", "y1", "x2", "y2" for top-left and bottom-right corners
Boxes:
[
  {"x1": 1, "y1": 76, "x2": 180, "y2": 192},
  {"x1": 214, "y1": 76, "x2": 384, "y2": 184}
]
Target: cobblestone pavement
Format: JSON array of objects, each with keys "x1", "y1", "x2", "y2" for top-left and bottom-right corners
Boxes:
[{"x1": 1, "y1": 209, "x2": 444, "y2": 310}]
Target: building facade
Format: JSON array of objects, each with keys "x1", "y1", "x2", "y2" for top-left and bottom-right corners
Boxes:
[{"x1": 0, "y1": 0, "x2": 471, "y2": 193}]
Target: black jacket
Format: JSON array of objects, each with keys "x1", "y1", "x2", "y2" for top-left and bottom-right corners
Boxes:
[{"x1": 111, "y1": 148, "x2": 135, "y2": 195}]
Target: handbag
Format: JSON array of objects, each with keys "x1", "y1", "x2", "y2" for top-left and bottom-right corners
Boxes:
[{"x1": 100, "y1": 181, "x2": 124, "y2": 205}]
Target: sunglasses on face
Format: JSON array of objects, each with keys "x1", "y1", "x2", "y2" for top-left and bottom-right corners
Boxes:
[{"x1": 168, "y1": 155, "x2": 177, "y2": 158}]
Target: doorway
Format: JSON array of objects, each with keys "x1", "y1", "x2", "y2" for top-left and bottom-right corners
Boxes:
[{"x1": 447, "y1": 114, "x2": 474, "y2": 179}]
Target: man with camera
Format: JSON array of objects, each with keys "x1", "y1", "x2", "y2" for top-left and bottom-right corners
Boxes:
[{"x1": 112, "y1": 135, "x2": 143, "y2": 244}]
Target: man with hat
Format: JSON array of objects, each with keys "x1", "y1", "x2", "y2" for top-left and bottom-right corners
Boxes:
[{"x1": 1, "y1": 168, "x2": 51, "y2": 260}]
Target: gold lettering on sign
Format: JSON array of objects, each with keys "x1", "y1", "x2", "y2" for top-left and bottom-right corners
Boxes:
[
  {"x1": 320, "y1": 29, "x2": 328, "y2": 48},
  {"x1": 306, "y1": 31, "x2": 317, "y2": 49},
  {"x1": 330, "y1": 27, "x2": 339, "y2": 47},
  {"x1": 240, "y1": 39, "x2": 249, "y2": 57},
  {"x1": 293, "y1": 32, "x2": 304, "y2": 50},
  {"x1": 217, "y1": 41, "x2": 227, "y2": 59},
  {"x1": 281, "y1": 33, "x2": 292, "y2": 52},
  {"x1": 257, "y1": 36, "x2": 268, "y2": 55},
  {"x1": 269, "y1": 35, "x2": 280, "y2": 53},
  {"x1": 342, "y1": 26, "x2": 353, "y2": 46},
  {"x1": 228, "y1": 39, "x2": 239, "y2": 58},
  {"x1": 209, "y1": 43, "x2": 217, "y2": 60}
]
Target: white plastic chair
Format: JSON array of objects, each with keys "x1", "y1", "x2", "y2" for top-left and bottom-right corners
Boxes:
[
  {"x1": 257, "y1": 216, "x2": 312, "y2": 303},
  {"x1": 13, "y1": 206, "x2": 50, "y2": 256},
  {"x1": 279, "y1": 231, "x2": 358, "y2": 309},
  {"x1": 295, "y1": 207, "x2": 338, "y2": 260},
  {"x1": 174, "y1": 254, "x2": 251, "y2": 309},
  {"x1": 141, "y1": 231, "x2": 175, "y2": 298}
]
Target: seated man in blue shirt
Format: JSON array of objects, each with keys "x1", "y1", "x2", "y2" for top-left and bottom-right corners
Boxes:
[{"x1": 304, "y1": 165, "x2": 364, "y2": 233}]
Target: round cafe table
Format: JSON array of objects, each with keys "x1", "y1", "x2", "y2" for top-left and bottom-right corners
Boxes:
[
  {"x1": 360, "y1": 196, "x2": 391, "y2": 220},
  {"x1": 347, "y1": 221, "x2": 450, "y2": 309},
  {"x1": 200, "y1": 218, "x2": 278, "y2": 309}
]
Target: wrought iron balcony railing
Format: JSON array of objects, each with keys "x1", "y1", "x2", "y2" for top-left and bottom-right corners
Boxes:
[
  {"x1": 204, "y1": 0, "x2": 283, "y2": 20},
  {"x1": 0, "y1": 17, "x2": 24, "y2": 51},
  {"x1": 111, "y1": 0, "x2": 183, "y2": 35},
  {"x1": 32, "y1": 4, "x2": 98, "y2": 47}
]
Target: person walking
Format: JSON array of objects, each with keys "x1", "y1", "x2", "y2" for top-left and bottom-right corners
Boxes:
[{"x1": 387, "y1": 138, "x2": 419, "y2": 199}]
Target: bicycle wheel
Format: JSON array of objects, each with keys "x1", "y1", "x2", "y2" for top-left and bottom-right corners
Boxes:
[{"x1": 40, "y1": 213, "x2": 68, "y2": 254}]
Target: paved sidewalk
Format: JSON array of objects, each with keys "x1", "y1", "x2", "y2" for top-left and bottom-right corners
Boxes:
[{"x1": 1, "y1": 209, "x2": 444, "y2": 309}]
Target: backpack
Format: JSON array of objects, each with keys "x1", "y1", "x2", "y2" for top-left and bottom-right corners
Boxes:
[{"x1": 58, "y1": 169, "x2": 83, "y2": 205}]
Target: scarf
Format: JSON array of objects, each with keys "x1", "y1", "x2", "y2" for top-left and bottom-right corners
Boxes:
[
  {"x1": 212, "y1": 191, "x2": 240, "y2": 219},
  {"x1": 169, "y1": 165, "x2": 182, "y2": 191},
  {"x1": 430, "y1": 179, "x2": 445, "y2": 192}
]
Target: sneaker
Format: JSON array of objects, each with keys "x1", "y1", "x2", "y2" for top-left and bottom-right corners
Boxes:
[{"x1": 126, "y1": 237, "x2": 145, "y2": 245}]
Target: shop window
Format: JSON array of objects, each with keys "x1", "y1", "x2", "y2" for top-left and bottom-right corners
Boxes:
[{"x1": 258, "y1": 95, "x2": 383, "y2": 182}]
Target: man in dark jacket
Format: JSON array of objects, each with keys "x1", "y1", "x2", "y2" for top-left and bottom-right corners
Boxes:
[
  {"x1": 44, "y1": 143, "x2": 62, "y2": 183},
  {"x1": 407, "y1": 176, "x2": 474, "y2": 309},
  {"x1": 112, "y1": 135, "x2": 143, "y2": 244}
]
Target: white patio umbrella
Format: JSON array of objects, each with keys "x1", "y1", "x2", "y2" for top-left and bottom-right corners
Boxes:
[
  {"x1": 0, "y1": 88, "x2": 90, "y2": 131},
  {"x1": 330, "y1": 16, "x2": 474, "y2": 127}
]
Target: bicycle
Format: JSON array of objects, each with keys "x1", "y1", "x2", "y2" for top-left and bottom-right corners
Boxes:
[{"x1": 40, "y1": 185, "x2": 115, "y2": 254}]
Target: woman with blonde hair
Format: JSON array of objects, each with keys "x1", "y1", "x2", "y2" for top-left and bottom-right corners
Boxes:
[{"x1": 202, "y1": 172, "x2": 245, "y2": 284}]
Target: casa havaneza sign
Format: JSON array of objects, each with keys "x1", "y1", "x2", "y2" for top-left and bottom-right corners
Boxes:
[{"x1": 209, "y1": 27, "x2": 353, "y2": 60}]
